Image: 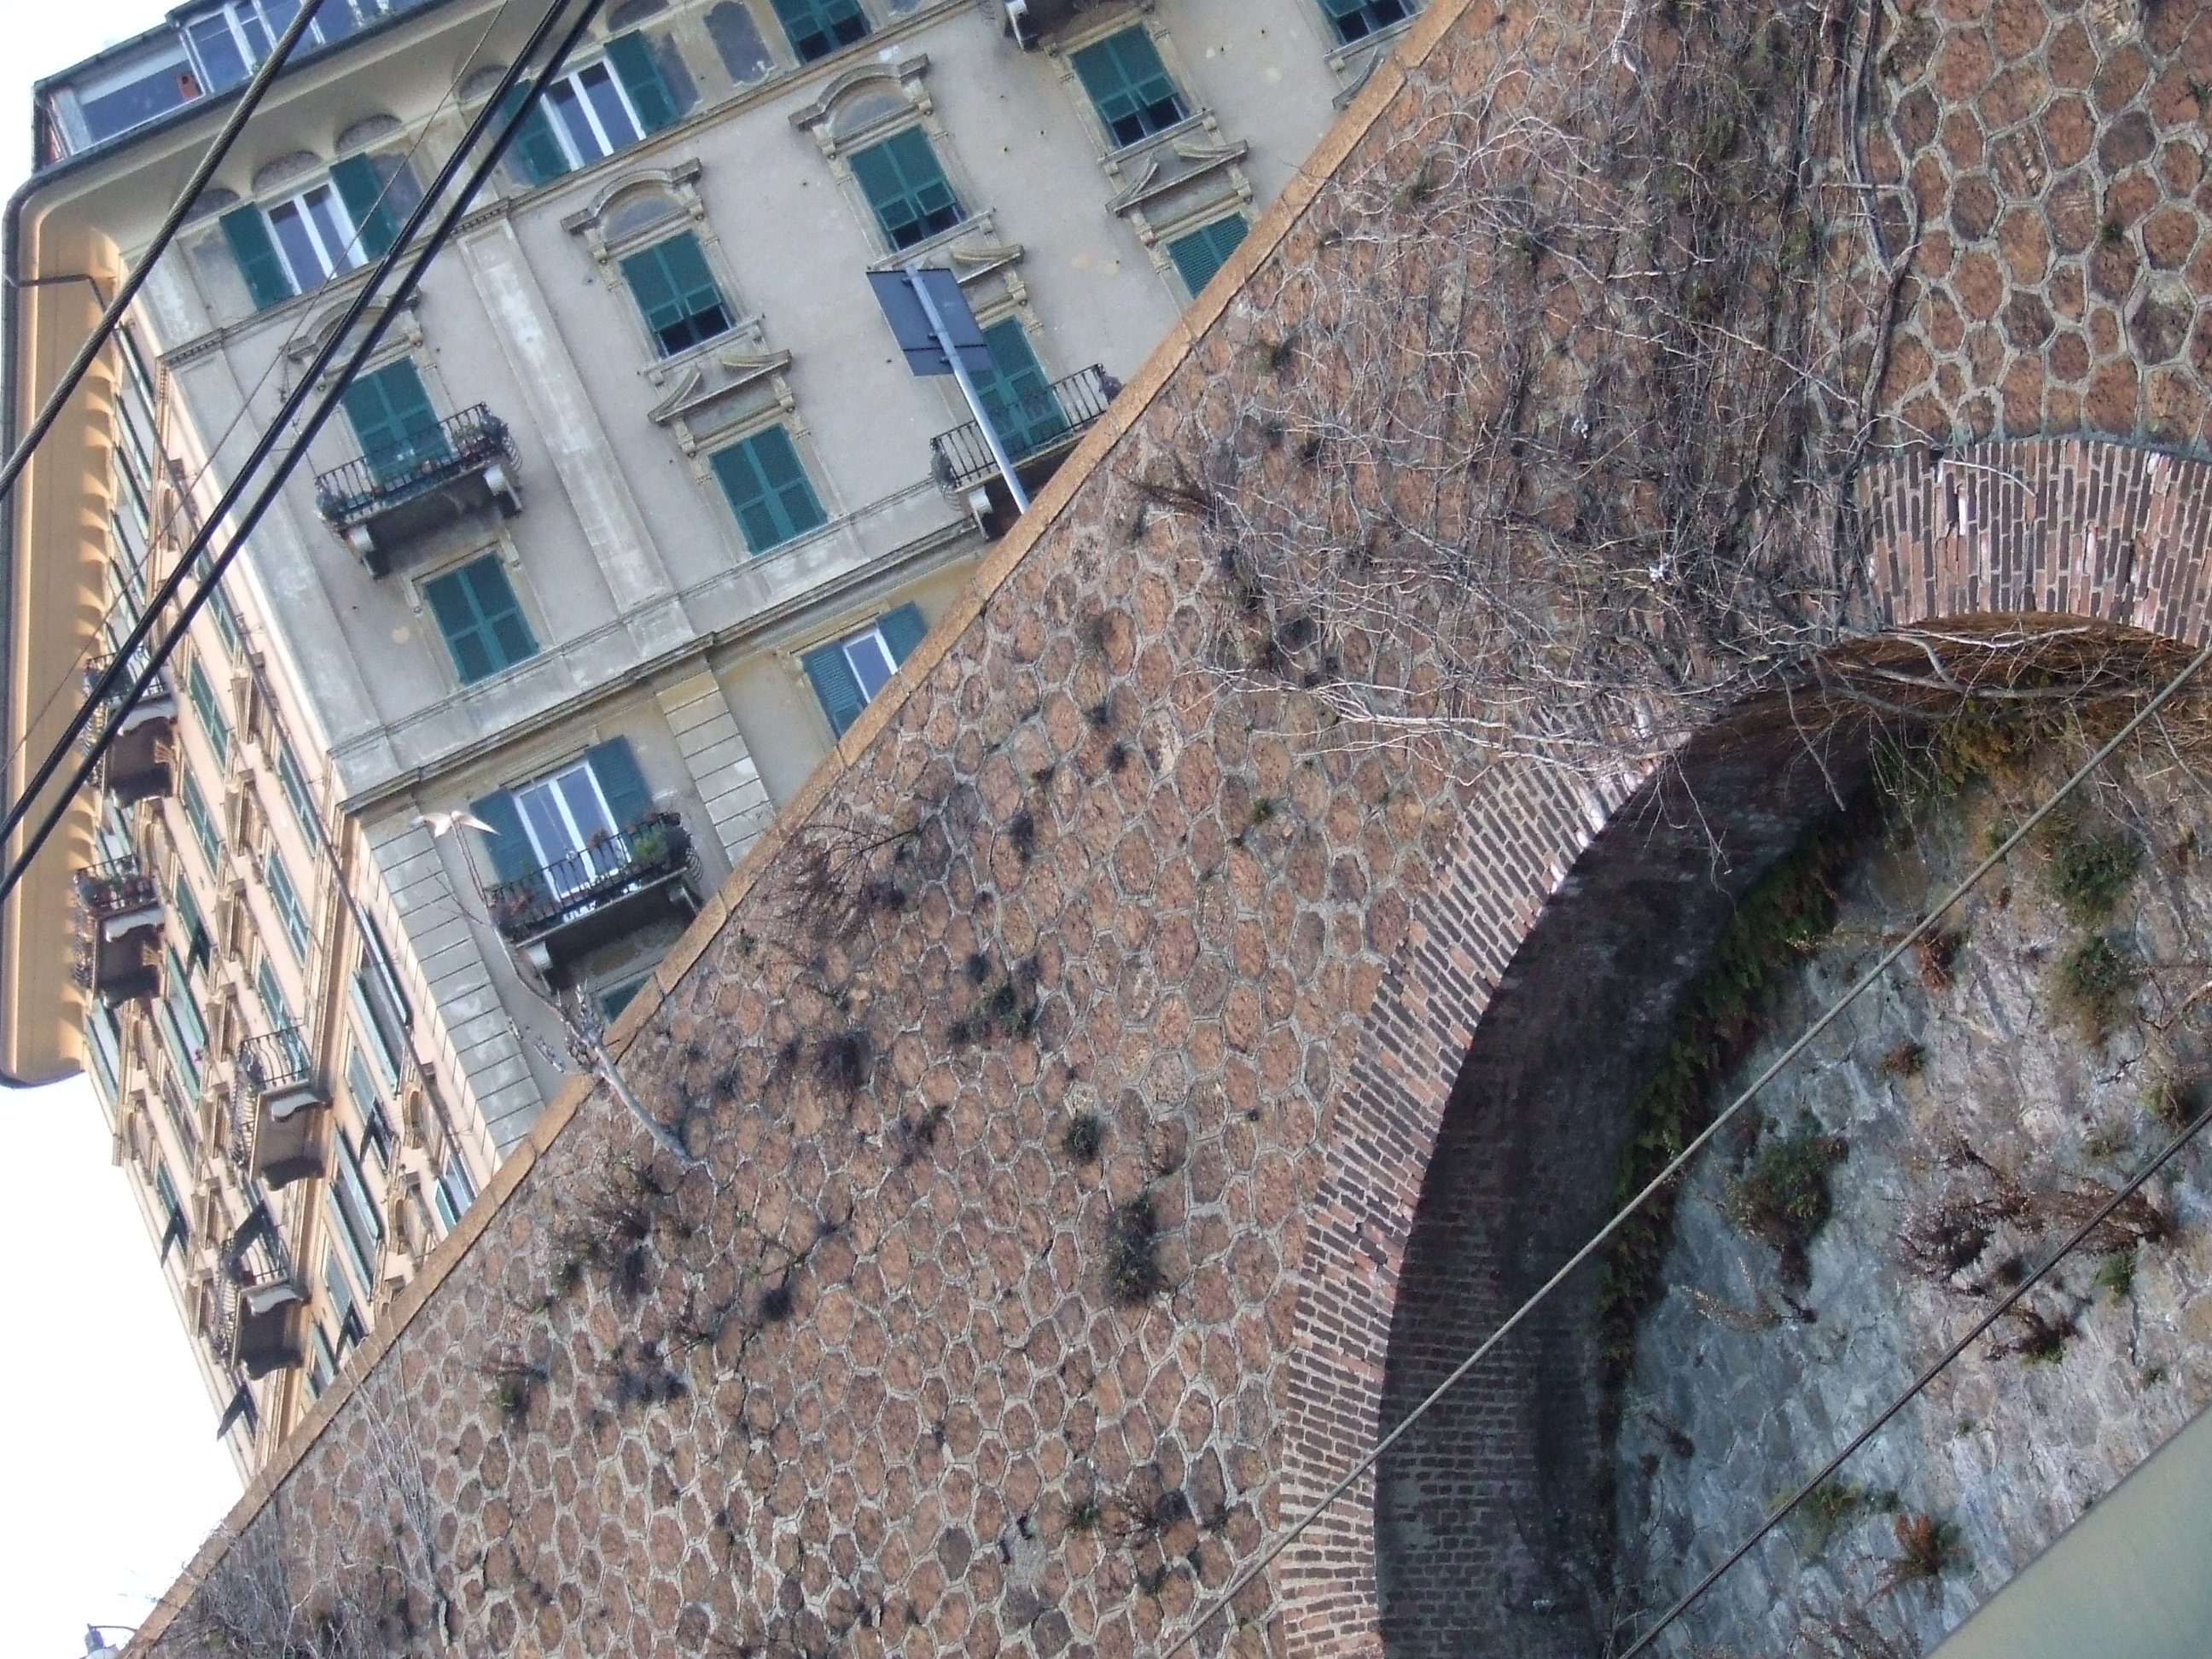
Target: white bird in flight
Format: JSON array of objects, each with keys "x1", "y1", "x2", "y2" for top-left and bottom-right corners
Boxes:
[{"x1": 410, "y1": 809, "x2": 498, "y2": 839}]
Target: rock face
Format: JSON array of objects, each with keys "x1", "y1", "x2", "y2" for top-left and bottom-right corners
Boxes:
[{"x1": 1619, "y1": 738, "x2": 2212, "y2": 1655}]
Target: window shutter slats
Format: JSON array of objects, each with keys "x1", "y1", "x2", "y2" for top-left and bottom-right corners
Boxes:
[
  {"x1": 585, "y1": 737, "x2": 654, "y2": 828},
  {"x1": 878, "y1": 602, "x2": 928, "y2": 664},
  {"x1": 496, "y1": 82, "x2": 572, "y2": 186},
  {"x1": 426, "y1": 557, "x2": 537, "y2": 684},
  {"x1": 1167, "y1": 215, "x2": 1249, "y2": 298},
  {"x1": 803, "y1": 642, "x2": 867, "y2": 736},
  {"x1": 221, "y1": 207, "x2": 294, "y2": 309},
  {"x1": 620, "y1": 243, "x2": 684, "y2": 334},
  {"x1": 659, "y1": 231, "x2": 724, "y2": 319},
  {"x1": 604, "y1": 31, "x2": 680, "y2": 133},
  {"x1": 328, "y1": 154, "x2": 397, "y2": 259},
  {"x1": 711, "y1": 429, "x2": 825, "y2": 554},
  {"x1": 469, "y1": 789, "x2": 538, "y2": 884}
]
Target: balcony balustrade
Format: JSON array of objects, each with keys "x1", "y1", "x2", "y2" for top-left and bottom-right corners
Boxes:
[
  {"x1": 486, "y1": 812, "x2": 698, "y2": 979},
  {"x1": 82, "y1": 648, "x2": 178, "y2": 805},
  {"x1": 312, "y1": 405, "x2": 520, "y2": 574},
  {"x1": 218, "y1": 1202, "x2": 306, "y2": 1380},
  {"x1": 228, "y1": 1028, "x2": 329, "y2": 1189},
  {"x1": 930, "y1": 364, "x2": 1118, "y2": 535},
  {"x1": 71, "y1": 854, "x2": 163, "y2": 1005}
]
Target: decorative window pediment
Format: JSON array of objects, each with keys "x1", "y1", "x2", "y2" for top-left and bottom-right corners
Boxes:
[
  {"x1": 284, "y1": 294, "x2": 424, "y2": 389},
  {"x1": 789, "y1": 55, "x2": 933, "y2": 158},
  {"x1": 1103, "y1": 129, "x2": 1252, "y2": 247},
  {"x1": 562, "y1": 157, "x2": 707, "y2": 269},
  {"x1": 647, "y1": 334, "x2": 795, "y2": 459}
]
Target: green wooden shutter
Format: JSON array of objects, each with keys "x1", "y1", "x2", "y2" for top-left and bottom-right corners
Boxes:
[
  {"x1": 620, "y1": 233, "x2": 725, "y2": 351},
  {"x1": 879, "y1": 602, "x2": 927, "y2": 664},
  {"x1": 495, "y1": 82, "x2": 571, "y2": 186},
  {"x1": 341, "y1": 361, "x2": 445, "y2": 480},
  {"x1": 711, "y1": 428, "x2": 825, "y2": 554},
  {"x1": 585, "y1": 737, "x2": 653, "y2": 827},
  {"x1": 850, "y1": 130, "x2": 960, "y2": 249},
  {"x1": 328, "y1": 154, "x2": 398, "y2": 259},
  {"x1": 1071, "y1": 28, "x2": 1183, "y2": 144},
  {"x1": 604, "y1": 31, "x2": 679, "y2": 133},
  {"x1": 425, "y1": 556, "x2": 537, "y2": 684},
  {"x1": 620, "y1": 242, "x2": 682, "y2": 339},
  {"x1": 802, "y1": 641, "x2": 866, "y2": 736},
  {"x1": 771, "y1": 0, "x2": 869, "y2": 61},
  {"x1": 1167, "y1": 214, "x2": 1249, "y2": 298},
  {"x1": 469, "y1": 789, "x2": 537, "y2": 883},
  {"x1": 221, "y1": 207, "x2": 294, "y2": 309},
  {"x1": 975, "y1": 320, "x2": 1066, "y2": 457}
]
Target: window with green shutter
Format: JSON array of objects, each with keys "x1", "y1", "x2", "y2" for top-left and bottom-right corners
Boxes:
[
  {"x1": 496, "y1": 80, "x2": 573, "y2": 187},
  {"x1": 800, "y1": 602, "x2": 927, "y2": 736},
  {"x1": 771, "y1": 0, "x2": 869, "y2": 61},
  {"x1": 847, "y1": 129, "x2": 963, "y2": 250},
  {"x1": 1319, "y1": 0, "x2": 1414, "y2": 43},
  {"x1": 423, "y1": 556, "x2": 538, "y2": 684},
  {"x1": 709, "y1": 428, "x2": 826, "y2": 553},
  {"x1": 274, "y1": 740, "x2": 319, "y2": 846},
  {"x1": 327, "y1": 154, "x2": 400, "y2": 260},
  {"x1": 185, "y1": 658, "x2": 231, "y2": 766},
  {"x1": 221, "y1": 206, "x2": 294, "y2": 309},
  {"x1": 603, "y1": 31, "x2": 684, "y2": 133},
  {"x1": 1166, "y1": 213, "x2": 1249, "y2": 298},
  {"x1": 265, "y1": 848, "x2": 311, "y2": 961},
  {"x1": 181, "y1": 769, "x2": 224, "y2": 869},
  {"x1": 1070, "y1": 28, "x2": 1189, "y2": 148},
  {"x1": 620, "y1": 232, "x2": 733, "y2": 355},
  {"x1": 973, "y1": 319, "x2": 1068, "y2": 459},
  {"x1": 341, "y1": 359, "x2": 447, "y2": 483}
]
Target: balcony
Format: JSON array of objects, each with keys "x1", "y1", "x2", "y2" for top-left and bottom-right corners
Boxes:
[
  {"x1": 486, "y1": 812, "x2": 698, "y2": 980},
  {"x1": 930, "y1": 365, "x2": 1118, "y2": 537},
  {"x1": 229, "y1": 1028, "x2": 329, "y2": 1190},
  {"x1": 312, "y1": 405, "x2": 519, "y2": 574},
  {"x1": 72, "y1": 854, "x2": 163, "y2": 1006},
  {"x1": 82, "y1": 649, "x2": 177, "y2": 806},
  {"x1": 214, "y1": 1203, "x2": 305, "y2": 1380}
]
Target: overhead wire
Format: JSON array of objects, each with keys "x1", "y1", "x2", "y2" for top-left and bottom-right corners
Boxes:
[
  {"x1": 1161, "y1": 637, "x2": 2212, "y2": 1659},
  {"x1": 0, "y1": 0, "x2": 324, "y2": 507},
  {"x1": 0, "y1": 0, "x2": 609, "y2": 911},
  {"x1": 1615, "y1": 1086, "x2": 2212, "y2": 1656}
]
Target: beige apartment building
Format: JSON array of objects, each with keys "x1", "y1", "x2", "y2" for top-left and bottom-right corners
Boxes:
[{"x1": 5, "y1": 0, "x2": 1411, "y2": 1469}]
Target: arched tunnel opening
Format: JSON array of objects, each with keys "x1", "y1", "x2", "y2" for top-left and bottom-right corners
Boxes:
[{"x1": 1375, "y1": 686, "x2": 1880, "y2": 1658}]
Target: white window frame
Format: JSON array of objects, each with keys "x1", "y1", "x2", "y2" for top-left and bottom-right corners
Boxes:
[
  {"x1": 263, "y1": 179, "x2": 360, "y2": 291},
  {"x1": 514, "y1": 760, "x2": 624, "y2": 895},
  {"x1": 541, "y1": 61, "x2": 644, "y2": 168},
  {"x1": 839, "y1": 624, "x2": 900, "y2": 703}
]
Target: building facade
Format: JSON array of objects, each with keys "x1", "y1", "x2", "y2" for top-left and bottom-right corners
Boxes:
[{"x1": 6, "y1": 0, "x2": 1406, "y2": 1470}]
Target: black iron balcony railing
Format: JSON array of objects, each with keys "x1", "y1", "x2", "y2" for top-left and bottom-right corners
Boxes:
[
  {"x1": 73, "y1": 855, "x2": 163, "y2": 1001},
  {"x1": 930, "y1": 364, "x2": 1120, "y2": 494},
  {"x1": 82, "y1": 643, "x2": 162, "y2": 707},
  {"x1": 74, "y1": 854, "x2": 158, "y2": 921},
  {"x1": 228, "y1": 1028, "x2": 318, "y2": 1179},
  {"x1": 486, "y1": 812, "x2": 693, "y2": 943},
  {"x1": 312, "y1": 405, "x2": 516, "y2": 533}
]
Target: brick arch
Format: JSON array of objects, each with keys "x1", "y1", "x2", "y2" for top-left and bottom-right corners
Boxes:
[{"x1": 1268, "y1": 436, "x2": 2212, "y2": 1657}]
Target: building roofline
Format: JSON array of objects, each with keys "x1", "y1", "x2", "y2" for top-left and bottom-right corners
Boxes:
[{"x1": 29, "y1": 0, "x2": 473, "y2": 180}]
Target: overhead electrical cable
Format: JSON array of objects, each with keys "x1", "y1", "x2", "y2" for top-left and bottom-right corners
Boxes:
[
  {"x1": 1161, "y1": 637, "x2": 2212, "y2": 1659},
  {"x1": 0, "y1": 0, "x2": 324, "y2": 507},
  {"x1": 1616, "y1": 1086, "x2": 2212, "y2": 1655},
  {"x1": 0, "y1": 0, "x2": 608, "y2": 911}
]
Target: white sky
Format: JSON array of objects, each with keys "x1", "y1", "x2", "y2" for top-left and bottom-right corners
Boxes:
[{"x1": 3, "y1": 10, "x2": 247, "y2": 1656}]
